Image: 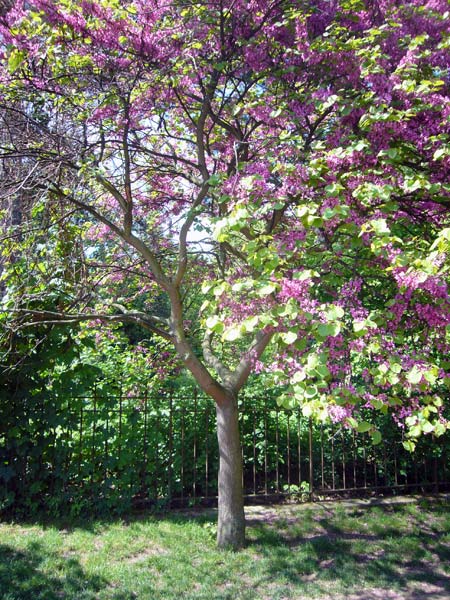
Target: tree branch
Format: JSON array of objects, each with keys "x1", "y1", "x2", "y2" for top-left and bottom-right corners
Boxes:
[
  {"x1": 202, "y1": 331, "x2": 233, "y2": 383},
  {"x1": 8, "y1": 308, "x2": 173, "y2": 341},
  {"x1": 231, "y1": 330, "x2": 273, "y2": 392},
  {"x1": 173, "y1": 183, "x2": 209, "y2": 286}
]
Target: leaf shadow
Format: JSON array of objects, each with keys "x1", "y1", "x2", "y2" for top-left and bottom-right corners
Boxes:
[
  {"x1": 246, "y1": 501, "x2": 450, "y2": 598},
  {"x1": 0, "y1": 541, "x2": 132, "y2": 600}
]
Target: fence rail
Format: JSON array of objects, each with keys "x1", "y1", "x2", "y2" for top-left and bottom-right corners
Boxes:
[{"x1": 2, "y1": 387, "x2": 449, "y2": 513}]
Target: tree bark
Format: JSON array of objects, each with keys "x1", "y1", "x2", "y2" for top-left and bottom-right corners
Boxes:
[{"x1": 215, "y1": 391, "x2": 246, "y2": 549}]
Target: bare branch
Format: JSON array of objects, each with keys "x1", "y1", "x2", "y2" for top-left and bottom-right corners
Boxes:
[
  {"x1": 8, "y1": 308, "x2": 173, "y2": 341},
  {"x1": 202, "y1": 331, "x2": 233, "y2": 383},
  {"x1": 173, "y1": 183, "x2": 209, "y2": 286},
  {"x1": 231, "y1": 330, "x2": 273, "y2": 393}
]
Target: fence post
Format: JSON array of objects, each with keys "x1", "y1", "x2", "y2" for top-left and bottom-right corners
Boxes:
[
  {"x1": 91, "y1": 386, "x2": 97, "y2": 488},
  {"x1": 363, "y1": 438, "x2": 367, "y2": 488},
  {"x1": 275, "y1": 408, "x2": 280, "y2": 493},
  {"x1": 309, "y1": 418, "x2": 314, "y2": 497},
  {"x1": 142, "y1": 388, "x2": 150, "y2": 498},
  {"x1": 287, "y1": 411, "x2": 291, "y2": 493},
  {"x1": 321, "y1": 423, "x2": 325, "y2": 490},
  {"x1": 240, "y1": 394, "x2": 245, "y2": 492},
  {"x1": 331, "y1": 425, "x2": 336, "y2": 490},
  {"x1": 104, "y1": 393, "x2": 109, "y2": 487},
  {"x1": 193, "y1": 389, "x2": 197, "y2": 501},
  {"x1": 297, "y1": 408, "x2": 302, "y2": 490},
  {"x1": 181, "y1": 404, "x2": 185, "y2": 501},
  {"x1": 252, "y1": 407, "x2": 257, "y2": 495},
  {"x1": 205, "y1": 401, "x2": 209, "y2": 498},
  {"x1": 264, "y1": 397, "x2": 268, "y2": 495},
  {"x1": 342, "y1": 429, "x2": 346, "y2": 490},
  {"x1": 433, "y1": 454, "x2": 439, "y2": 493},
  {"x1": 78, "y1": 399, "x2": 83, "y2": 479},
  {"x1": 168, "y1": 392, "x2": 173, "y2": 500},
  {"x1": 393, "y1": 441, "x2": 398, "y2": 486},
  {"x1": 118, "y1": 389, "x2": 123, "y2": 468}
]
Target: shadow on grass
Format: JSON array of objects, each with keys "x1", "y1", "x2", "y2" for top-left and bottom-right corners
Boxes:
[
  {"x1": 246, "y1": 501, "x2": 450, "y2": 598},
  {"x1": 1, "y1": 504, "x2": 220, "y2": 535},
  {"x1": 0, "y1": 541, "x2": 134, "y2": 600},
  {"x1": 2, "y1": 499, "x2": 450, "y2": 599}
]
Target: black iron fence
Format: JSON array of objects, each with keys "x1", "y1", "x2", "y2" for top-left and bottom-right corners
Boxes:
[{"x1": 1, "y1": 386, "x2": 449, "y2": 514}]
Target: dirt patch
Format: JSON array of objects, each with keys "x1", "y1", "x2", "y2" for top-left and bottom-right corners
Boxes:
[
  {"x1": 245, "y1": 504, "x2": 308, "y2": 527},
  {"x1": 126, "y1": 544, "x2": 168, "y2": 563},
  {"x1": 334, "y1": 582, "x2": 450, "y2": 600},
  {"x1": 245, "y1": 494, "x2": 449, "y2": 520},
  {"x1": 342, "y1": 591, "x2": 406, "y2": 599}
]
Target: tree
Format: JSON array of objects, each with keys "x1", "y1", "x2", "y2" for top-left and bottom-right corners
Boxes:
[{"x1": 0, "y1": 0, "x2": 449, "y2": 548}]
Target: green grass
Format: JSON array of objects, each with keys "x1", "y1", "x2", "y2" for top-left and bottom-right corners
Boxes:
[{"x1": 1, "y1": 497, "x2": 449, "y2": 599}]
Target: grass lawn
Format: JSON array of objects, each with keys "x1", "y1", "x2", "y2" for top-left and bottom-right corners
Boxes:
[{"x1": 1, "y1": 496, "x2": 449, "y2": 600}]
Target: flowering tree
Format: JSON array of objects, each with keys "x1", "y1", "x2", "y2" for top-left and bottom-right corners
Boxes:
[{"x1": 1, "y1": 0, "x2": 449, "y2": 548}]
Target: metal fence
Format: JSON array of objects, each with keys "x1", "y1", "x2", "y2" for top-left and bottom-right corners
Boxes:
[{"x1": 26, "y1": 386, "x2": 447, "y2": 509}]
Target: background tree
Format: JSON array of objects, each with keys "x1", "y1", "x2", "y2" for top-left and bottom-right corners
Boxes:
[{"x1": 0, "y1": 0, "x2": 449, "y2": 548}]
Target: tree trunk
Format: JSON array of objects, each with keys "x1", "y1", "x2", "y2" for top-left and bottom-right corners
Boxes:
[{"x1": 215, "y1": 391, "x2": 246, "y2": 549}]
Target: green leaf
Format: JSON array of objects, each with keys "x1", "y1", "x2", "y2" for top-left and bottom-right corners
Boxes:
[
  {"x1": 232, "y1": 280, "x2": 252, "y2": 292},
  {"x1": 371, "y1": 219, "x2": 390, "y2": 235},
  {"x1": 371, "y1": 430, "x2": 382, "y2": 445},
  {"x1": 353, "y1": 320, "x2": 368, "y2": 334},
  {"x1": 212, "y1": 282, "x2": 229, "y2": 297},
  {"x1": 277, "y1": 298, "x2": 299, "y2": 319},
  {"x1": 8, "y1": 49, "x2": 27, "y2": 73},
  {"x1": 346, "y1": 417, "x2": 358, "y2": 429},
  {"x1": 371, "y1": 398, "x2": 385, "y2": 410},
  {"x1": 433, "y1": 148, "x2": 446, "y2": 161},
  {"x1": 279, "y1": 331, "x2": 298, "y2": 345},
  {"x1": 317, "y1": 323, "x2": 341, "y2": 338},
  {"x1": 403, "y1": 440, "x2": 416, "y2": 452},
  {"x1": 423, "y1": 368, "x2": 438, "y2": 385},
  {"x1": 409, "y1": 425, "x2": 422, "y2": 437},
  {"x1": 434, "y1": 422, "x2": 446, "y2": 437},
  {"x1": 306, "y1": 353, "x2": 319, "y2": 371},
  {"x1": 207, "y1": 174, "x2": 221, "y2": 186},
  {"x1": 256, "y1": 282, "x2": 277, "y2": 296},
  {"x1": 403, "y1": 177, "x2": 423, "y2": 193},
  {"x1": 306, "y1": 215, "x2": 323, "y2": 228},
  {"x1": 326, "y1": 305, "x2": 345, "y2": 320},
  {"x1": 205, "y1": 316, "x2": 224, "y2": 333},
  {"x1": 387, "y1": 372, "x2": 400, "y2": 385},
  {"x1": 293, "y1": 269, "x2": 318, "y2": 281},
  {"x1": 357, "y1": 421, "x2": 372, "y2": 433},
  {"x1": 406, "y1": 367, "x2": 422, "y2": 385},
  {"x1": 243, "y1": 315, "x2": 259, "y2": 332},
  {"x1": 421, "y1": 421, "x2": 434, "y2": 434},
  {"x1": 314, "y1": 364, "x2": 331, "y2": 379},
  {"x1": 305, "y1": 385, "x2": 318, "y2": 399},
  {"x1": 302, "y1": 403, "x2": 313, "y2": 417},
  {"x1": 292, "y1": 370, "x2": 306, "y2": 383},
  {"x1": 389, "y1": 362, "x2": 402, "y2": 374},
  {"x1": 199, "y1": 300, "x2": 210, "y2": 313},
  {"x1": 222, "y1": 326, "x2": 243, "y2": 342},
  {"x1": 277, "y1": 393, "x2": 295, "y2": 409}
]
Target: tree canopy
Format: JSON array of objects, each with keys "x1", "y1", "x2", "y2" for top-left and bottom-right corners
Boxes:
[{"x1": 0, "y1": 0, "x2": 449, "y2": 547}]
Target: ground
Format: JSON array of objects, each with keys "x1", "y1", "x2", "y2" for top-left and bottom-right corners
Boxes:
[
  {"x1": 244, "y1": 497, "x2": 450, "y2": 600},
  {"x1": 0, "y1": 495, "x2": 449, "y2": 599}
]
